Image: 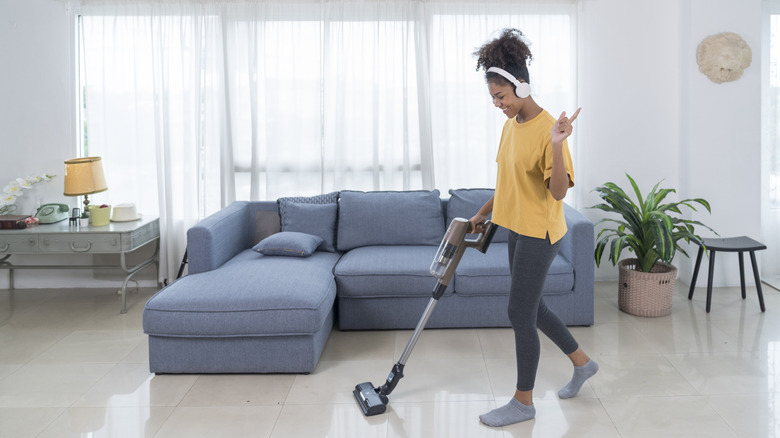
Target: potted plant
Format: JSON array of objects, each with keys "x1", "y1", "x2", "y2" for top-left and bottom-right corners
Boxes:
[
  {"x1": 591, "y1": 173, "x2": 716, "y2": 317},
  {"x1": 80, "y1": 209, "x2": 90, "y2": 227}
]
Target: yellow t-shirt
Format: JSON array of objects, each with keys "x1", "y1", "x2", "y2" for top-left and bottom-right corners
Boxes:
[{"x1": 492, "y1": 109, "x2": 574, "y2": 244}]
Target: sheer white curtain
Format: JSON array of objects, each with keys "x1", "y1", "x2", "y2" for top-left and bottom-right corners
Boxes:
[
  {"x1": 763, "y1": 2, "x2": 780, "y2": 289},
  {"x1": 221, "y1": 2, "x2": 325, "y2": 200},
  {"x1": 220, "y1": 1, "x2": 428, "y2": 196},
  {"x1": 78, "y1": 0, "x2": 577, "y2": 281},
  {"x1": 324, "y1": 1, "x2": 427, "y2": 191},
  {"x1": 79, "y1": 2, "x2": 221, "y2": 283},
  {"x1": 428, "y1": 1, "x2": 578, "y2": 193}
]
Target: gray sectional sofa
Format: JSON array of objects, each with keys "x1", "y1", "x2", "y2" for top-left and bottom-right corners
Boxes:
[{"x1": 143, "y1": 189, "x2": 594, "y2": 374}]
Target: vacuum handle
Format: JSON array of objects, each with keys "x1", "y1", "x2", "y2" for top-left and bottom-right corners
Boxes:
[
  {"x1": 465, "y1": 220, "x2": 498, "y2": 253},
  {"x1": 477, "y1": 220, "x2": 498, "y2": 253}
]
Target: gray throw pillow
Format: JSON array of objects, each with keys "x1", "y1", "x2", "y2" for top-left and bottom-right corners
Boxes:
[
  {"x1": 282, "y1": 202, "x2": 337, "y2": 252},
  {"x1": 252, "y1": 232, "x2": 323, "y2": 257},
  {"x1": 337, "y1": 190, "x2": 445, "y2": 251}
]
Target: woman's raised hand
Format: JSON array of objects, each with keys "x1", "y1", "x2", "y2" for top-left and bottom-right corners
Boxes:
[{"x1": 551, "y1": 107, "x2": 581, "y2": 145}]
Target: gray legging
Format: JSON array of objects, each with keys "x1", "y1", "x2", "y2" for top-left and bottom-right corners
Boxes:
[{"x1": 507, "y1": 231, "x2": 579, "y2": 391}]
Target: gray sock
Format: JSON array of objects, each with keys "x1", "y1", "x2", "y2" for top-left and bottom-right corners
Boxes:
[
  {"x1": 558, "y1": 359, "x2": 598, "y2": 399},
  {"x1": 479, "y1": 398, "x2": 535, "y2": 427}
]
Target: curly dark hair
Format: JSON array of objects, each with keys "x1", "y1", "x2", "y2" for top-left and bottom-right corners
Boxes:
[{"x1": 473, "y1": 28, "x2": 533, "y2": 86}]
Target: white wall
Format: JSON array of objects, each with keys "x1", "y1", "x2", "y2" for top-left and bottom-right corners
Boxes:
[
  {"x1": 1, "y1": 0, "x2": 74, "y2": 199},
  {"x1": 578, "y1": 0, "x2": 763, "y2": 287},
  {"x1": 0, "y1": 0, "x2": 144, "y2": 287},
  {"x1": 1, "y1": 0, "x2": 77, "y2": 287},
  {"x1": 578, "y1": 0, "x2": 683, "y2": 280},
  {"x1": 681, "y1": 0, "x2": 762, "y2": 287},
  {"x1": 0, "y1": 0, "x2": 766, "y2": 287}
]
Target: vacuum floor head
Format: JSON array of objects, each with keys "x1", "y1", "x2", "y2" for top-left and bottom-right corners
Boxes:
[{"x1": 353, "y1": 382, "x2": 387, "y2": 416}]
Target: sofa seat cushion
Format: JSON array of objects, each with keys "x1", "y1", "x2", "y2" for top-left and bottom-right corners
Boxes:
[
  {"x1": 334, "y1": 245, "x2": 447, "y2": 298},
  {"x1": 454, "y1": 243, "x2": 575, "y2": 296},
  {"x1": 144, "y1": 249, "x2": 341, "y2": 337}
]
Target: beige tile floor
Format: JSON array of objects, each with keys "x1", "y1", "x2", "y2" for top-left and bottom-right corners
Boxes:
[{"x1": 0, "y1": 281, "x2": 779, "y2": 437}]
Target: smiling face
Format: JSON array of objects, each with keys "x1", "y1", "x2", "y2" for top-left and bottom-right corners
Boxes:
[{"x1": 488, "y1": 80, "x2": 522, "y2": 119}]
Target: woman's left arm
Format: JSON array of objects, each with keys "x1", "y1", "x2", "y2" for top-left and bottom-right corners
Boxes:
[{"x1": 548, "y1": 108, "x2": 581, "y2": 201}]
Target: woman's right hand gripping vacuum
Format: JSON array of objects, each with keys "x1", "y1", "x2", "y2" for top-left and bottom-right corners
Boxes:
[
  {"x1": 468, "y1": 195, "x2": 494, "y2": 234},
  {"x1": 468, "y1": 214, "x2": 488, "y2": 234}
]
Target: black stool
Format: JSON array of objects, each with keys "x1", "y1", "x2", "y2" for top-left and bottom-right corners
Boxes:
[{"x1": 688, "y1": 236, "x2": 767, "y2": 313}]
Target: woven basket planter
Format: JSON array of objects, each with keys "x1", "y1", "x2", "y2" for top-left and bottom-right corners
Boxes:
[{"x1": 618, "y1": 258, "x2": 678, "y2": 317}]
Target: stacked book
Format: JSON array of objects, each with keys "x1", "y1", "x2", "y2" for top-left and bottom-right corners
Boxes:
[{"x1": 0, "y1": 215, "x2": 29, "y2": 230}]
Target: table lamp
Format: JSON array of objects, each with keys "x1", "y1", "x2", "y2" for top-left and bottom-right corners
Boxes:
[{"x1": 64, "y1": 156, "x2": 108, "y2": 211}]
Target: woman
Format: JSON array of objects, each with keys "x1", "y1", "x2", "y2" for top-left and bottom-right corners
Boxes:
[{"x1": 470, "y1": 28, "x2": 598, "y2": 427}]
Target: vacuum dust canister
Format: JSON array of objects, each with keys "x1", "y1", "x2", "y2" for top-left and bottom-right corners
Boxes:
[{"x1": 429, "y1": 218, "x2": 469, "y2": 280}]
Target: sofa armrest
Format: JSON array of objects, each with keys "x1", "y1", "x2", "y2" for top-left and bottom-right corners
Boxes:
[
  {"x1": 560, "y1": 203, "x2": 595, "y2": 325},
  {"x1": 187, "y1": 201, "x2": 252, "y2": 274}
]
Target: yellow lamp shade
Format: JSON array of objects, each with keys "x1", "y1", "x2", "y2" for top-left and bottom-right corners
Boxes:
[{"x1": 64, "y1": 157, "x2": 108, "y2": 196}]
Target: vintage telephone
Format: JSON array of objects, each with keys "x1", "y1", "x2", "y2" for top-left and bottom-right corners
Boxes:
[{"x1": 35, "y1": 203, "x2": 70, "y2": 224}]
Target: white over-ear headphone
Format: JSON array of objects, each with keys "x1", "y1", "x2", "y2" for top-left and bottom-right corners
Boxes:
[{"x1": 487, "y1": 67, "x2": 531, "y2": 98}]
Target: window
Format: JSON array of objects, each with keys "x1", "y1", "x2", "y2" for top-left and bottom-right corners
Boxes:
[
  {"x1": 76, "y1": 0, "x2": 577, "y2": 206},
  {"x1": 75, "y1": 0, "x2": 577, "y2": 279}
]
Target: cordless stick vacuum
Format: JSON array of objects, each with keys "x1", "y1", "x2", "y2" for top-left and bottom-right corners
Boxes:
[{"x1": 353, "y1": 217, "x2": 498, "y2": 416}]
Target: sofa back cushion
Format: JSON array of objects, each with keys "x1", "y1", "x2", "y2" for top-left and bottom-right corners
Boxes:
[
  {"x1": 447, "y1": 188, "x2": 509, "y2": 242},
  {"x1": 337, "y1": 190, "x2": 445, "y2": 250},
  {"x1": 281, "y1": 203, "x2": 338, "y2": 252}
]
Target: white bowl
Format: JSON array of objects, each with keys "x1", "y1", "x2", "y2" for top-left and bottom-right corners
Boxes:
[{"x1": 111, "y1": 203, "x2": 141, "y2": 222}]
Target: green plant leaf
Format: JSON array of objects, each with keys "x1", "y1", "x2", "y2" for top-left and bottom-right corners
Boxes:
[
  {"x1": 687, "y1": 198, "x2": 711, "y2": 213},
  {"x1": 640, "y1": 249, "x2": 659, "y2": 272},
  {"x1": 609, "y1": 235, "x2": 628, "y2": 265},
  {"x1": 672, "y1": 218, "x2": 718, "y2": 235},
  {"x1": 625, "y1": 174, "x2": 645, "y2": 211},
  {"x1": 658, "y1": 203, "x2": 682, "y2": 214},
  {"x1": 643, "y1": 180, "x2": 662, "y2": 213},
  {"x1": 594, "y1": 238, "x2": 609, "y2": 267},
  {"x1": 652, "y1": 188, "x2": 676, "y2": 209},
  {"x1": 648, "y1": 211, "x2": 673, "y2": 231},
  {"x1": 648, "y1": 219, "x2": 672, "y2": 264}
]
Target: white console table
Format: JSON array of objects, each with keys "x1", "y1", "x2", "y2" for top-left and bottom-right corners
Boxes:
[{"x1": 0, "y1": 217, "x2": 160, "y2": 313}]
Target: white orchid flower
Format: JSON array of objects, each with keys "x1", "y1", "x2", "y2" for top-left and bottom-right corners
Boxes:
[
  {"x1": 0, "y1": 174, "x2": 55, "y2": 214},
  {"x1": 3, "y1": 182, "x2": 22, "y2": 196},
  {"x1": 1, "y1": 193, "x2": 17, "y2": 205}
]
